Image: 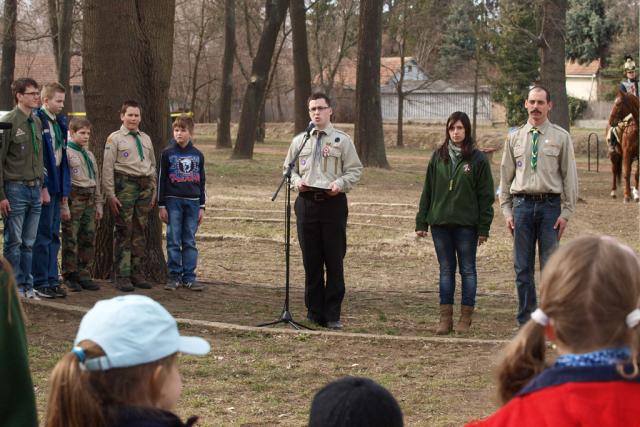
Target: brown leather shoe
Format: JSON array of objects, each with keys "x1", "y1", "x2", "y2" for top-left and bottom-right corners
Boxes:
[
  {"x1": 130, "y1": 274, "x2": 152, "y2": 289},
  {"x1": 436, "y1": 304, "x2": 453, "y2": 335},
  {"x1": 114, "y1": 277, "x2": 134, "y2": 292},
  {"x1": 455, "y1": 305, "x2": 474, "y2": 333}
]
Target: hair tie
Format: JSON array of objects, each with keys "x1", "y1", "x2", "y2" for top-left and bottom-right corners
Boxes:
[
  {"x1": 626, "y1": 308, "x2": 640, "y2": 329},
  {"x1": 71, "y1": 346, "x2": 86, "y2": 363},
  {"x1": 530, "y1": 308, "x2": 549, "y2": 326}
]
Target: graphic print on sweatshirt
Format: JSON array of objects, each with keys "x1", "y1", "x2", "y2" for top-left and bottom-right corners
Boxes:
[{"x1": 169, "y1": 154, "x2": 201, "y2": 183}]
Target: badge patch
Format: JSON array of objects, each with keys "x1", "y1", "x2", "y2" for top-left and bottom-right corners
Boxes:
[
  {"x1": 15, "y1": 129, "x2": 25, "y2": 137},
  {"x1": 123, "y1": 151, "x2": 129, "y2": 158},
  {"x1": 73, "y1": 167, "x2": 79, "y2": 174},
  {"x1": 463, "y1": 163, "x2": 471, "y2": 174},
  {"x1": 301, "y1": 159, "x2": 306, "y2": 166},
  {"x1": 516, "y1": 160, "x2": 523, "y2": 168},
  {"x1": 335, "y1": 137, "x2": 340, "y2": 142},
  {"x1": 322, "y1": 145, "x2": 331, "y2": 157}
]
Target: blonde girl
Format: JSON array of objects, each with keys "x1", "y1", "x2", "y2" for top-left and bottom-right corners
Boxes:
[
  {"x1": 45, "y1": 295, "x2": 210, "y2": 427},
  {"x1": 467, "y1": 235, "x2": 640, "y2": 426}
]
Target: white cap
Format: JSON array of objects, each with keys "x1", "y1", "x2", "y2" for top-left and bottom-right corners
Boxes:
[{"x1": 74, "y1": 295, "x2": 210, "y2": 371}]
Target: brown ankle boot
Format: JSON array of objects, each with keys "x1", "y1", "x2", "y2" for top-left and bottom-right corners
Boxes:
[
  {"x1": 455, "y1": 305, "x2": 474, "y2": 333},
  {"x1": 436, "y1": 304, "x2": 454, "y2": 335}
]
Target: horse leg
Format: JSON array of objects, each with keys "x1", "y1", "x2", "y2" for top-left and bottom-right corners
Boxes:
[
  {"x1": 610, "y1": 152, "x2": 620, "y2": 198},
  {"x1": 623, "y1": 151, "x2": 632, "y2": 203}
]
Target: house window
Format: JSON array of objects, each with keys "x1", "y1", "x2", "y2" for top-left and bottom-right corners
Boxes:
[{"x1": 406, "y1": 65, "x2": 413, "y2": 73}]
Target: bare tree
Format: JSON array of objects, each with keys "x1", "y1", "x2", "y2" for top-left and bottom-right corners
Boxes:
[
  {"x1": 539, "y1": 0, "x2": 570, "y2": 131},
  {"x1": 0, "y1": 0, "x2": 17, "y2": 110},
  {"x1": 48, "y1": 0, "x2": 74, "y2": 112},
  {"x1": 290, "y1": 0, "x2": 311, "y2": 134},
  {"x1": 217, "y1": 0, "x2": 236, "y2": 148},
  {"x1": 83, "y1": 0, "x2": 175, "y2": 281},
  {"x1": 232, "y1": 0, "x2": 289, "y2": 159},
  {"x1": 310, "y1": 0, "x2": 359, "y2": 97},
  {"x1": 355, "y1": 0, "x2": 389, "y2": 168}
]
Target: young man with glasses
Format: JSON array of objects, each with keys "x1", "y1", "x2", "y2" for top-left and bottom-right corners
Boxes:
[
  {"x1": 283, "y1": 92, "x2": 362, "y2": 329},
  {"x1": 0, "y1": 78, "x2": 45, "y2": 299}
]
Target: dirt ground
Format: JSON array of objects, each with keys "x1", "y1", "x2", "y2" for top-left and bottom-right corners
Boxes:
[{"x1": 22, "y1": 123, "x2": 639, "y2": 426}]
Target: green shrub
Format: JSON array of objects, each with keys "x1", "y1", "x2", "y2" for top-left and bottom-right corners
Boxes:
[{"x1": 567, "y1": 96, "x2": 588, "y2": 124}]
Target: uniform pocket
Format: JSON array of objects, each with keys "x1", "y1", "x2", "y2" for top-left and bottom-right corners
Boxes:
[
  {"x1": 298, "y1": 146, "x2": 313, "y2": 173},
  {"x1": 513, "y1": 144, "x2": 525, "y2": 158},
  {"x1": 542, "y1": 143, "x2": 561, "y2": 156}
]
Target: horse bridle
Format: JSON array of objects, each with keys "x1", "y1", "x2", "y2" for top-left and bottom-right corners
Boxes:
[{"x1": 610, "y1": 93, "x2": 638, "y2": 127}]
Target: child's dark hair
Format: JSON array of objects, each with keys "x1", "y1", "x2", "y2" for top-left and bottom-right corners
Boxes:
[
  {"x1": 172, "y1": 114, "x2": 195, "y2": 134},
  {"x1": 120, "y1": 100, "x2": 141, "y2": 115},
  {"x1": 45, "y1": 340, "x2": 176, "y2": 427},
  {"x1": 309, "y1": 376, "x2": 403, "y2": 427},
  {"x1": 496, "y1": 235, "x2": 640, "y2": 403},
  {"x1": 69, "y1": 117, "x2": 92, "y2": 133}
]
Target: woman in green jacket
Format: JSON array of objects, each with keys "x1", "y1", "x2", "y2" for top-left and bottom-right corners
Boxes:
[{"x1": 416, "y1": 111, "x2": 494, "y2": 335}]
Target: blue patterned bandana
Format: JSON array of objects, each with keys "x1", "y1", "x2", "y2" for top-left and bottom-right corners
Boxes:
[{"x1": 554, "y1": 347, "x2": 631, "y2": 368}]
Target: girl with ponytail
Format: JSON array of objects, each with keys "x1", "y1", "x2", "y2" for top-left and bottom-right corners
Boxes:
[{"x1": 467, "y1": 235, "x2": 640, "y2": 426}]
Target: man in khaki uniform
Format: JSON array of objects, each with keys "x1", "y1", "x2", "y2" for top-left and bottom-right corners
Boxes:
[
  {"x1": 283, "y1": 92, "x2": 362, "y2": 329},
  {"x1": 0, "y1": 78, "x2": 44, "y2": 300},
  {"x1": 102, "y1": 100, "x2": 156, "y2": 291},
  {"x1": 499, "y1": 85, "x2": 578, "y2": 326}
]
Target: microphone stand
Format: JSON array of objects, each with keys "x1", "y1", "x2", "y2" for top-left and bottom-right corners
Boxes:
[{"x1": 258, "y1": 130, "x2": 313, "y2": 330}]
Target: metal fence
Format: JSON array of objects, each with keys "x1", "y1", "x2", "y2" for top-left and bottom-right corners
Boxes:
[{"x1": 381, "y1": 91, "x2": 492, "y2": 122}]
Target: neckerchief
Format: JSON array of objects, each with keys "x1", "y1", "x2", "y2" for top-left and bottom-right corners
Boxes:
[
  {"x1": 68, "y1": 141, "x2": 95, "y2": 180},
  {"x1": 554, "y1": 347, "x2": 631, "y2": 368}
]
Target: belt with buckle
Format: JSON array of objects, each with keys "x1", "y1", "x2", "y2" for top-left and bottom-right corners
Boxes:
[
  {"x1": 516, "y1": 193, "x2": 559, "y2": 201},
  {"x1": 8, "y1": 178, "x2": 41, "y2": 187},
  {"x1": 301, "y1": 190, "x2": 328, "y2": 202}
]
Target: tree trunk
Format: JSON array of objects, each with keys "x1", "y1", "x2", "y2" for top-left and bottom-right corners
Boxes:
[
  {"x1": 216, "y1": 0, "x2": 235, "y2": 149},
  {"x1": 539, "y1": 0, "x2": 570, "y2": 132},
  {"x1": 189, "y1": 0, "x2": 208, "y2": 115},
  {"x1": 472, "y1": 57, "x2": 479, "y2": 142},
  {"x1": 354, "y1": 0, "x2": 389, "y2": 168},
  {"x1": 290, "y1": 0, "x2": 312, "y2": 134},
  {"x1": 0, "y1": 0, "x2": 17, "y2": 110},
  {"x1": 396, "y1": 43, "x2": 405, "y2": 148},
  {"x1": 48, "y1": 0, "x2": 74, "y2": 113},
  {"x1": 83, "y1": 0, "x2": 175, "y2": 282},
  {"x1": 232, "y1": 0, "x2": 288, "y2": 159}
]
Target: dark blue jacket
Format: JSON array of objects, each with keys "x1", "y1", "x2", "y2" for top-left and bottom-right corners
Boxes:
[
  {"x1": 34, "y1": 108, "x2": 70, "y2": 197},
  {"x1": 157, "y1": 141, "x2": 206, "y2": 208},
  {"x1": 107, "y1": 406, "x2": 198, "y2": 427}
]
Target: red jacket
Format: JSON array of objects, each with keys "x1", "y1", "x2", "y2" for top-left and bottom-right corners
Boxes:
[{"x1": 466, "y1": 365, "x2": 640, "y2": 427}]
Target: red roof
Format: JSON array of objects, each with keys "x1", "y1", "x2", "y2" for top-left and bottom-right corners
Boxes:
[
  {"x1": 325, "y1": 57, "x2": 416, "y2": 88},
  {"x1": 565, "y1": 59, "x2": 600, "y2": 76},
  {"x1": 14, "y1": 52, "x2": 83, "y2": 87}
]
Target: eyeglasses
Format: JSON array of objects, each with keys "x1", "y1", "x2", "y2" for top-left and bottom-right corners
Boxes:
[
  {"x1": 309, "y1": 106, "x2": 330, "y2": 112},
  {"x1": 22, "y1": 92, "x2": 40, "y2": 97}
]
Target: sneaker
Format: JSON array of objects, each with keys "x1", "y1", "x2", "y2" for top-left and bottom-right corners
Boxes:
[
  {"x1": 52, "y1": 285, "x2": 67, "y2": 298},
  {"x1": 24, "y1": 289, "x2": 41, "y2": 301},
  {"x1": 114, "y1": 278, "x2": 135, "y2": 292},
  {"x1": 33, "y1": 287, "x2": 56, "y2": 299},
  {"x1": 183, "y1": 281, "x2": 204, "y2": 291},
  {"x1": 131, "y1": 274, "x2": 152, "y2": 289},
  {"x1": 64, "y1": 274, "x2": 82, "y2": 292},
  {"x1": 164, "y1": 278, "x2": 181, "y2": 291},
  {"x1": 326, "y1": 320, "x2": 343, "y2": 330},
  {"x1": 79, "y1": 278, "x2": 100, "y2": 291}
]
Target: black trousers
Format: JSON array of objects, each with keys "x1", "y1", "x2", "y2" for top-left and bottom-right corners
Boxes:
[{"x1": 295, "y1": 192, "x2": 348, "y2": 322}]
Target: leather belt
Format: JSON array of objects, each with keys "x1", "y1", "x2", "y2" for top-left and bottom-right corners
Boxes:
[{"x1": 515, "y1": 193, "x2": 560, "y2": 201}]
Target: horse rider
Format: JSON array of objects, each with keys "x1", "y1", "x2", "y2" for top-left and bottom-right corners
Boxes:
[{"x1": 607, "y1": 57, "x2": 638, "y2": 154}]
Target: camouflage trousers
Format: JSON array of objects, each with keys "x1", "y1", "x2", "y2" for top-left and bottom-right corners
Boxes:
[
  {"x1": 114, "y1": 174, "x2": 153, "y2": 278},
  {"x1": 61, "y1": 186, "x2": 97, "y2": 281}
]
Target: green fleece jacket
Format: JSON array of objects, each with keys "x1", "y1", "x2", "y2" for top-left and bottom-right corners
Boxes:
[{"x1": 416, "y1": 148, "x2": 495, "y2": 236}]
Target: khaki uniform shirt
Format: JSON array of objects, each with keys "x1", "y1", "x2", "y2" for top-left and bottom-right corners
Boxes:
[
  {"x1": 66, "y1": 143, "x2": 103, "y2": 215},
  {"x1": 283, "y1": 124, "x2": 363, "y2": 192},
  {"x1": 0, "y1": 108, "x2": 44, "y2": 201},
  {"x1": 102, "y1": 125, "x2": 156, "y2": 199},
  {"x1": 41, "y1": 108, "x2": 63, "y2": 166},
  {"x1": 499, "y1": 119, "x2": 578, "y2": 220}
]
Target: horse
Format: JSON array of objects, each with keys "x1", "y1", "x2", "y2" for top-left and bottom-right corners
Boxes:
[{"x1": 608, "y1": 90, "x2": 639, "y2": 203}]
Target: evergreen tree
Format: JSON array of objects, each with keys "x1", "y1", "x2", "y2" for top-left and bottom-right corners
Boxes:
[{"x1": 566, "y1": 0, "x2": 618, "y2": 67}]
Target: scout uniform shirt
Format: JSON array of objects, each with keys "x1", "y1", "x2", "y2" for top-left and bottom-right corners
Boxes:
[
  {"x1": 41, "y1": 107, "x2": 64, "y2": 166},
  {"x1": 102, "y1": 125, "x2": 156, "y2": 199},
  {"x1": 283, "y1": 123, "x2": 362, "y2": 192},
  {"x1": 66, "y1": 141, "x2": 104, "y2": 215},
  {"x1": 0, "y1": 108, "x2": 44, "y2": 201},
  {"x1": 499, "y1": 119, "x2": 578, "y2": 220}
]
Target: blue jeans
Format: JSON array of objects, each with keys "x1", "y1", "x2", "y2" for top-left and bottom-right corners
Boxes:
[
  {"x1": 33, "y1": 194, "x2": 61, "y2": 288},
  {"x1": 431, "y1": 226, "x2": 479, "y2": 306},
  {"x1": 512, "y1": 195, "x2": 560, "y2": 325},
  {"x1": 166, "y1": 198, "x2": 200, "y2": 283},
  {"x1": 2, "y1": 182, "x2": 42, "y2": 290}
]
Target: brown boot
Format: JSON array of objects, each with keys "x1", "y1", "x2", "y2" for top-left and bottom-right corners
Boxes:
[
  {"x1": 455, "y1": 305, "x2": 474, "y2": 333},
  {"x1": 436, "y1": 304, "x2": 453, "y2": 335},
  {"x1": 130, "y1": 274, "x2": 152, "y2": 289}
]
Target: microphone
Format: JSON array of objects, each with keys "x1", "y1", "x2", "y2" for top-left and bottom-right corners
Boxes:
[
  {"x1": 0, "y1": 122, "x2": 12, "y2": 130},
  {"x1": 305, "y1": 121, "x2": 315, "y2": 137}
]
